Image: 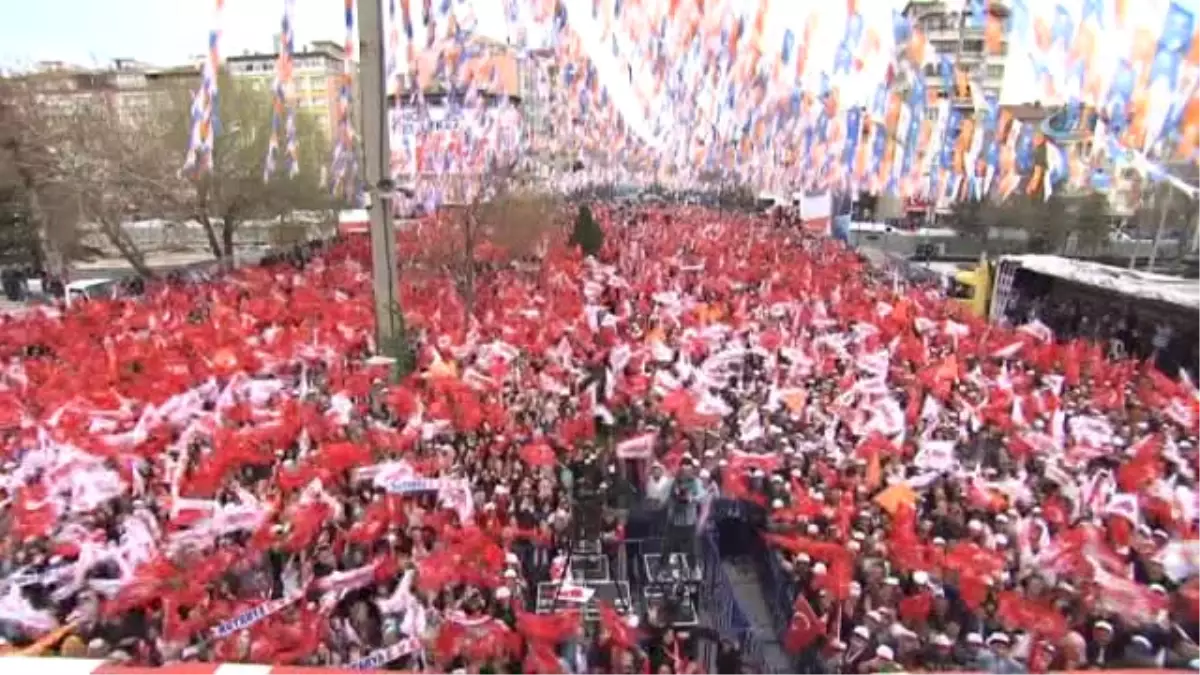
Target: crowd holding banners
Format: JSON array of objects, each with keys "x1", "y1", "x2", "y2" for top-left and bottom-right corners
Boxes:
[{"x1": 0, "y1": 204, "x2": 1195, "y2": 674}]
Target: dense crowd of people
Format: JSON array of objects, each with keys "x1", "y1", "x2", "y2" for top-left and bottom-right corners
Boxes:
[{"x1": 0, "y1": 206, "x2": 1196, "y2": 674}]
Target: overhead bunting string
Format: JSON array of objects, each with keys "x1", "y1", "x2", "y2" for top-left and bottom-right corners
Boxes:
[
  {"x1": 181, "y1": 0, "x2": 225, "y2": 177},
  {"x1": 331, "y1": 0, "x2": 1199, "y2": 208},
  {"x1": 330, "y1": 0, "x2": 360, "y2": 201},
  {"x1": 264, "y1": 0, "x2": 299, "y2": 182}
]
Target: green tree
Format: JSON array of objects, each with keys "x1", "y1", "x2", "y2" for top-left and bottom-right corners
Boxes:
[
  {"x1": 570, "y1": 204, "x2": 604, "y2": 257},
  {"x1": 948, "y1": 197, "x2": 1004, "y2": 250},
  {"x1": 1071, "y1": 191, "x2": 1113, "y2": 255},
  {"x1": 1023, "y1": 193, "x2": 1071, "y2": 254},
  {"x1": 166, "y1": 72, "x2": 335, "y2": 263}
]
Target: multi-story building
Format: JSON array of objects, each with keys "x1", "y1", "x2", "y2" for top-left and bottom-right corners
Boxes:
[
  {"x1": 903, "y1": 0, "x2": 1010, "y2": 110},
  {"x1": 388, "y1": 36, "x2": 524, "y2": 184},
  {"x1": 225, "y1": 39, "x2": 356, "y2": 141}
]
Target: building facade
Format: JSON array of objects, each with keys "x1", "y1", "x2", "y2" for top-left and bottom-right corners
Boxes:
[
  {"x1": 903, "y1": 0, "x2": 1010, "y2": 111},
  {"x1": 225, "y1": 40, "x2": 356, "y2": 142},
  {"x1": 387, "y1": 37, "x2": 526, "y2": 182},
  {"x1": 24, "y1": 41, "x2": 358, "y2": 142}
]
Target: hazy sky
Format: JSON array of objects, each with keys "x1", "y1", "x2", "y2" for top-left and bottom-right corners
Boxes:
[{"x1": 0, "y1": 0, "x2": 1084, "y2": 106}]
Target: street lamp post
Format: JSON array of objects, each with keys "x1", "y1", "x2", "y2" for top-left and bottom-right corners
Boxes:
[{"x1": 358, "y1": 0, "x2": 410, "y2": 376}]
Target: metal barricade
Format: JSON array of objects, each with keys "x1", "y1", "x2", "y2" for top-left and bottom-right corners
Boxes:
[
  {"x1": 757, "y1": 536, "x2": 799, "y2": 642},
  {"x1": 620, "y1": 497, "x2": 795, "y2": 673},
  {"x1": 703, "y1": 502, "x2": 783, "y2": 674}
]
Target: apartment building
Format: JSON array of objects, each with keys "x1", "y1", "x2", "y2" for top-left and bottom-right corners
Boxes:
[
  {"x1": 18, "y1": 59, "x2": 190, "y2": 124},
  {"x1": 225, "y1": 40, "x2": 357, "y2": 141},
  {"x1": 387, "y1": 36, "x2": 527, "y2": 180},
  {"x1": 903, "y1": 0, "x2": 1010, "y2": 112}
]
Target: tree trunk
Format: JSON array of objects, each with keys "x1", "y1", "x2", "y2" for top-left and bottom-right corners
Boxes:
[
  {"x1": 221, "y1": 217, "x2": 237, "y2": 266},
  {"x1": 198, "y1": 212, "x2": 224, "y2": 261},
  {"x1": 461, "y1": 211, "x2": 476, "y2": 323},
  {"x1": 99, "y1": 219, "x2": 155, "y2": 279},
  {"x1": 12, "y1": 162, "x2": 62, "y2": 277}
]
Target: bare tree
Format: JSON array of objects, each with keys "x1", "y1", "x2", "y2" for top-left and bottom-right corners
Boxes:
[
  {"x1": 439, "y1": 161, "x2": 562, "y2": 320},
  {"x1": 67, "y1": 102, "x2": 192, "y2": 277},
  {"x1": 0, "y1": 78, "x2": 82, "y2": 275}
]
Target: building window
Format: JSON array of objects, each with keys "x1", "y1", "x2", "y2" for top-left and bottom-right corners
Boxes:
[
  {"x1": 986, "y1": 64, "x2": 1004, "y2": 79},
  {"x1": 962, "y1": 39, "x2": 984, "y2": 54}
]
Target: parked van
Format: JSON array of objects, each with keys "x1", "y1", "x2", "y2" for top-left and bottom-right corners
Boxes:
[{"x1": 64, "y1": 278, "x2": 119, "y2": 307}]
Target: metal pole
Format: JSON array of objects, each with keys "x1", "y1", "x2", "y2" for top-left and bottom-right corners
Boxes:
[
  {"x1": 358, "y1": 0, "x2": 406, "y2": 372},
  {"x1": 1191, "y1": 200, "x2": 1200, "y2": 256},
  {"x1": 1147, "y1": 189, "x2": 1172, "y2": 272}
]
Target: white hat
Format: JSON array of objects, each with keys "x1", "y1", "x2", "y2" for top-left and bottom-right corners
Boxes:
[
  {"x1": 933, "y1": 633, "x2": 953, "y2": 647},
  {"x1": 987, "y1": 632, "x2": 1010, "y2": 645},
  {"x1": 495, "y1": 586, "x2": 512, "y2": 600},
  {"x1": 1095, "y1": 620, "x2": 1113, "y2": 632},
  {"x1": 813, "y1": 562, "x2": 827, "y2": 575},
  {"x1": 505, "y1": 552, "x2": 519, "y2": 565},
  {"x1": 884, "y1": 576, "x2": 900, "y2": 586},
  {"x1": 1131, "y1": 635, "x2": 1152, "y2": 650},
  {"x1": 503, "y1": 568, "x2": 518, "y2": 579},
  {"x1": 968, "y1": 519, "x2": 983, "y2": 532},
  {"x1": 699, "y1": 469, "x2": 711, "y2": 479},
  {"x1": 770, "y1": 474, "x2": 784, "y2": 482},
  {"x1": 966, "y1": 633, "x2": 983, "y2": 645},
  {"x1": 913, "y1": 570, "x2": 930, "y2": 585},
  {"x1": 875, "y1": 645, "x2": 894, "y2": 660},
  {"x1": 771, "y1": 499, "x2": 784, "y2": 509},
  {"x1": 853, "y1": 626, "x2": 871, "y2": 640}
]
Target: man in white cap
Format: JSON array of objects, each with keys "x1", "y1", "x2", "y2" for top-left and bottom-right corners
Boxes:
[{"x1": 976, "y1": 632, "x2": 1024, "y2": 674}]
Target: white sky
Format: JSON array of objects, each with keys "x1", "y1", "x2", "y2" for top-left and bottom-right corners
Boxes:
[{"x1": 0, "y1": 0, "x2": 1146, "y2": 115}]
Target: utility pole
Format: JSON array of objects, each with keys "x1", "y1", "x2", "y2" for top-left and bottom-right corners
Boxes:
[
  {"x1": 1147, "y1": 189, "x2": 1173, "y2": 273},
  {"x1": 358, "y1": 0, "x2": 411, "y2": 376}
]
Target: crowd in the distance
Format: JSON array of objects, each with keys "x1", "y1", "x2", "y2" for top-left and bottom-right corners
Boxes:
[{"x1": 0, "y1": 205, "x2": 1196, "y2": 674}]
